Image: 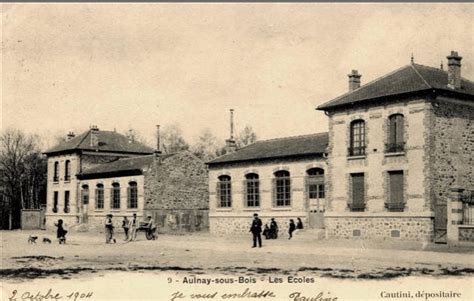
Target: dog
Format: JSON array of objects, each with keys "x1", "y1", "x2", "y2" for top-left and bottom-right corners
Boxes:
[
  {"x1": 42, "y1": 237, "x2": 52, "y2": 244},
  {"x1": 28, "y1": 235, "x2": 38, "y2": 244}
]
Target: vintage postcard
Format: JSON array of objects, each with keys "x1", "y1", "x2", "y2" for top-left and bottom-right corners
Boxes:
[{"x1": 1, "y1": 3, "x2": 473, "y2": 301}]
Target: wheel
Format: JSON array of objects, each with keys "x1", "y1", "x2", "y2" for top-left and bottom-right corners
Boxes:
[{"x1": 145, "y1": 231, "x2": 153, "y2": 240}]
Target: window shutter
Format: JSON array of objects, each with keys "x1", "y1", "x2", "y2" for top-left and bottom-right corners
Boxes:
[
  {"x1": 396, "y1": 116, "x2": 404, "y2": 145},
  {"x1": 215, "y1": 182, "x2": 221, "y2": 208},
  {"x1": 243, "y1": 180, "x2": 247, "y2": 207},
  {"x1": 127, "y1": 187, "x2": 131, "y2": 208},
  {"x1": 272, "y1": 178, "x2": 276, "y2": 207},
  {"x1": 288, "y1": 178, "x2": 293, "y2": 207},
  {"x1": 110, "y1": 188, "x2": 114, "y2": 209}
]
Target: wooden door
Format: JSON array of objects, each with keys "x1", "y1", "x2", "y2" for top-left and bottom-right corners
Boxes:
[{"x1": 351, "y1": 173, "x2": 365, "y2": 210}]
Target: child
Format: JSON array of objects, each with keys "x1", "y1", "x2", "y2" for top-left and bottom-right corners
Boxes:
[
  {"x1": 54, "y1": 219, "x2": 67, "y2": 244},
  {"x1": 288, "y1": 219, "x2": 296, "y2": 240},
  {"x1": 122, "y1": 216, "x2": 130, "y2": 241},
  {"x1": 105, "y1": 214, "x2": 116, "y2": 244}
]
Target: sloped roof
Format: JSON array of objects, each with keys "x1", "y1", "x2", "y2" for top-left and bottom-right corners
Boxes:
[
  {"x1": 317, "y1": 63, "x2": 474, "y2": 111},
  {"x1": 78, "y1": 155, "x2": 156, "y2": 177},
  {"x1": 44, "y1": 129, "x2": 154, "y2": 155},
  {"x1": 208, "y1": 132, "x2": 328, "y2": 165}
]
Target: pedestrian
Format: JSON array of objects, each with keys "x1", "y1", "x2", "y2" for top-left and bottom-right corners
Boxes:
[
  {"x1": 105, "y1": 214, "x2": 116, "y2": 244},
  {"x1": 263, "y1": 224, "x2": 270, "y2": 239},
  {"x1": 249, "y1": 213, "x2": 262, "y2": 248},
  {"x1": 54, "y1": 219, "x2": 67, "y2": 244},
  {"x1": 144, "y1": 215, "x2": 157, "y2": 240},
  {"x1": 288, "y1": 219, "x2": 296, "y2": 240},
  {"x1": 270, "y1": 218, "x2": 279, "y2": 239},
  {"x1": 122, "y1": 216, "x2": 130, "y2": 241},
  {"x1": 127, "y1": 213, "x2": 138, "y2": 242},
  {"x1": 296, "y1": 217, "x2": 304, "y2": 230}
]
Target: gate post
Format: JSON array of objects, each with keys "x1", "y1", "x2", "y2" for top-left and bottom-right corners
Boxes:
[{"x1": 447, "y1": 187, "x2": 464, "y2": 245}]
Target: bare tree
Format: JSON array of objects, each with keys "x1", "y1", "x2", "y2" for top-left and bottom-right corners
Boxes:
[
  {"x1": 191, "y1": 128, "x2": 224, "y2": 162},
  {"x1": 0, "y1": 129, "x2": 46, "y2": 229},
  {"x1": 126, "y1": 127, "x2": 153, "y2": 148},
  {"x1": 160, "y1": 123, "x2": 190, "y2": 154},
  {"x1": 236, "y1": 125, "x2": 258, "y2": 148}
]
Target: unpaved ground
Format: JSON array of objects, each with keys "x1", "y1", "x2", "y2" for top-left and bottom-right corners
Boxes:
[{"x1": 1, "y1": 230, "x2": 473, "y2": 281}]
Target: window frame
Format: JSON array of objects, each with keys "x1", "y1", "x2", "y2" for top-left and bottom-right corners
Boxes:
[
  {"x1": 306, "y1": 168, "x2": 325, "y2": 200},
  {"x1": 386, "y1": 114, "x2": 405, "y2": 153},
  {"x1": 349, "y1": 120, "x2": 366, "y2": 156},
  {"x1": 274, "y1": 170, "x2": 291, "y2": 207},
  {"x1": 64, "y1": 191, "x2": 70, "y2": 213},
  {"x1": 64, "y1": 160, "x2": 71, "y2": 182},
  {"x1": 217, "y1": 175, "x2": 232, "y2": 208},
  {"x1": 53, "y1": 161, "x2": 59, "y2": 182},
  {"x1": 111, "y1": 183, "x2": 121, "y2": 209},
  {"x1": 95, "y1": 184, "x2": 104, "y2": 210},
  {"x1": 245, "y1": 173, "x2": 260, "y2": 208},
  {"x1": 128, "y1": 181, "x2": 138, "y2": 209},
  {"x1": 81, "y1": 185, "x2": 89, "y2": 205}
]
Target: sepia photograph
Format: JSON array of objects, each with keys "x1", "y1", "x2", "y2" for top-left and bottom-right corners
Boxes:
[{"x1": 1, "y1": 2, "x2": 473, "y2": 300}]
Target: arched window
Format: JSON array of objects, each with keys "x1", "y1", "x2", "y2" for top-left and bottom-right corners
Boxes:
[
  {"x1": 111, "y1": 183, "x2": 121, "y2": 209},
  {"x1": 274, "y1": 170, "x2": 291, "y2": 207},
  {"x1": 81, "y1": 185, "x2": 89, "y2": 205},
  {"x1": 349, "y1": 120, "x2": 365, "y2": 156},
  {"x1": 53, "y1": 161, "x2": 59, "y2": 182},
  {"x1": 245, "y1": 173, "x2": 260, "y2": 207},
  {"x1": 387, "y1": 114, "x2": 404, "y2": 153},
  {"x1": 95, "y1": 184, "x2": 104, "y2": 209},
  {"x1": 128, "y1": 181, "x2": 138, "y2": 209},
  {"x1": 306, "y1": 168, "x2": 325, "y2": 199},
  {"x1": 64, "y1": 160, "x2": 71, "y2": 181},
  {"x1": 217, "y1": 175, "x2": 232, "y2": 208}
]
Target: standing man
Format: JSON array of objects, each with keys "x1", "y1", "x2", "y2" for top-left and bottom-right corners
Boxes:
[
  {"x1": 127, "y1": 213, "x2": 138, "y2": 242},
  {"x1": 250, "y1": 213, "x2": 263, "y2": 248},
  {"x1": 122, "y1": 216, "x2": 130, "y2": 241}
]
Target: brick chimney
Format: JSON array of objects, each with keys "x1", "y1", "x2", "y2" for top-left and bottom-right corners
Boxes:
[
  {"x1": 225, "y1": 109, "x2": 237, "y2": 153},
  {"x1": 66, "y1": 131, "x2": 75, "y2": 141},
  {"x1": 447, "y1": 51, "x2": 462, "y2": 90},
  {"x1": 348, "y1": 70, "x2": 362, "y2": 91},
  {"x1": 90, "y1": 125, "x2": 99, "y2": 148}
]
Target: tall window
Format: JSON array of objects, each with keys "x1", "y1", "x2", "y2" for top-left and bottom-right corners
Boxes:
[
  {"x1": 64, "y1": 160, "x2": 71, "y2": 181},
  {"x1": 53, "y1": 161, "x2": 59, "y2": 182},
  {"x1": 349, "y1": 120, "x2": 366, "y2": 156},
  {"x1": 387, "y1": 114, "x2": 404, "y2": 153},
  {"x1": 245, "y1": 173, "x2": 260, "y2": 207},
  {"x1": 81, "y1": 185, "x2": 89, "y2": 205},
  {"x1": 387, "y1": 171, "x2": 405, "y2": 212},
  {"x1": 95, "y1": 184, "x2": 104, "y2": 209},
  {"x1": 274, "y1": 170, "x2": 291, "y2": 207},
  {"x1": 64, "y1": 191, "x2": 70, "y2": 213},
  {"x1": 350, "y1": 173, "x2": 365, "y2": 211},
  {"x1": 111, "y1": 183, "x2": 121, "y2": 209},
  {"x1": 128, "y1": 181, "x2": 138, "y2": 209},
  {"x1": 307, "y1": 168, "x2": 325, "y2": 199},
  {"x1": 53, "y1": 191, "x2": 59, "y2": 213},
  {"x1": 217, "y1": 175, "x2": 232, "y2": 208}
]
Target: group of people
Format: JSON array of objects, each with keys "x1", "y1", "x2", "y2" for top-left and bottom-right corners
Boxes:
[
  {"x1": 250, "y1": 214, "x2": 304, "y2": 248},
  {"x1": 105, "y1": 213, "x2": 157, "y2": 244},
  {"x1": 52, "y1": 214, "x2": 157, "y2": 245}
]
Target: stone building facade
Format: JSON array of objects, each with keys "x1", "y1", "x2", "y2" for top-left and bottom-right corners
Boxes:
[
  {"x1": 207, "y1": 134, "x2": 328, "y2": 234},
  {"x1": 317, "y1": 51, "x2": 473, "y2": 241},
  {"x1": 44, "y1": 127, "x2": 209, "y2": 232}
]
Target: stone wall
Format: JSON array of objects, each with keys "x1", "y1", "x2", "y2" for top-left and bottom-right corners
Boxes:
[
  {"x1": 325, "y1": 215, "x2": 434, "y2": 241},
  {"x1": 144, "y1": 151, "x2": 208, "y2": 210},
  {"x1": 210, "y1": 215, "x2": 307, "y2": 235},
  {"x1": 430, "y1": 98, "x2": 474, "y2": 206}
]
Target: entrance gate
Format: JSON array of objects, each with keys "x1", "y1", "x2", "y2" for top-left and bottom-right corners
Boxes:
[{"x1": 434, "y1": 203, "x2": 447, "y2": 243}]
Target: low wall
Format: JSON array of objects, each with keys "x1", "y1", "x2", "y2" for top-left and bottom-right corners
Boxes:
[
  {"x1": 209, "y1": 215, "x2": 307, "y2": 235},
  {"x1": 325, "y1": 213, "x2": 434, "y2": 241},
  {"x1": 21, "y1": 209, "x2": 45, "y2": 230}
]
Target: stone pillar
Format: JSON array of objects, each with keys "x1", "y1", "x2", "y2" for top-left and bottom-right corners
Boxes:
[{"x1": 447, "y1": 187, "x2": 464, "y2": 244}]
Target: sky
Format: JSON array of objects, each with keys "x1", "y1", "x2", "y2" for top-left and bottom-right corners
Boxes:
[{"x1": 1, "y1": 3, "x2": 473, "y2": 150}]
